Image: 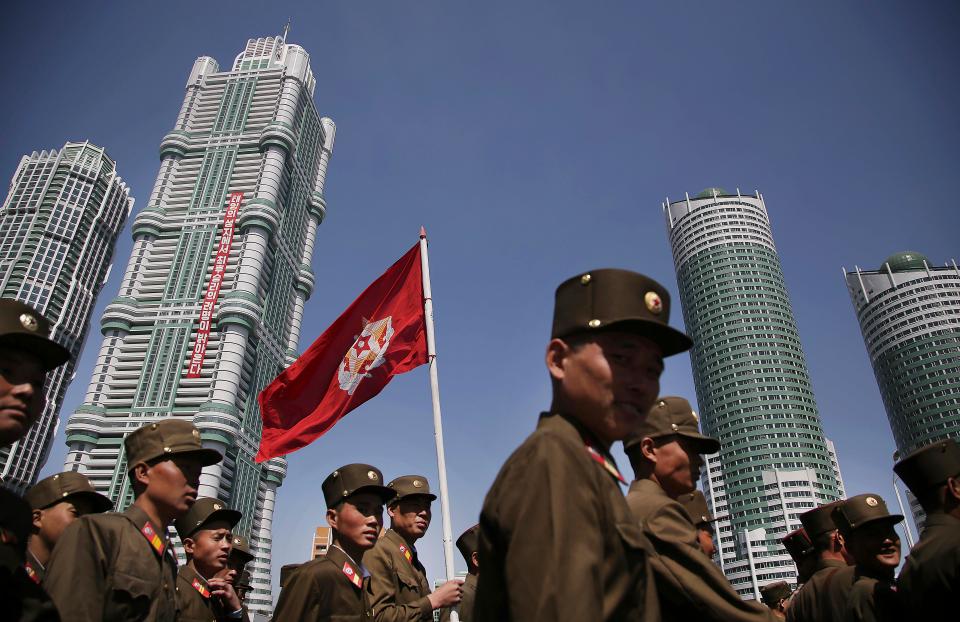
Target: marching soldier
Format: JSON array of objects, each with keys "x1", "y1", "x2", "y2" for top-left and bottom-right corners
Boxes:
[
  {"x1": 174, "y1": 497, "x2": 244, "y2": 621},
  {"x1": 785, "y1": 502, "x2": 851, "y2": 622},
  {"x1": 623, "y1": 396, "x2": 779, "y2": 621},
  {"x1": 894, "y1": 439, "x2": 960, "y2": 618},
  {"x1": 780, "y1": 529, "x2": 817, "y2": 584},
  {"x1": 44, "y1": 419, "x2": 222, "y2": 622},
  {"x1": 214, "y1": 534, "x2": 254, "y2": 590},
  {"x1": 440, "y1": 525, "x2": 480, "y2": 622},
  {"x1": 0, "y1": 299, "x2": 70, "y2": 622},
  {"x1": 475, "y1": 270, "x2": 692, "y2": 621},
  {"x1": 759, "y1": 582, "x2": 792, "y2": 615},
  {"x1": 272, "y1": 463, "x2": 396, "y2": 621},
  {"x1": 829, "y1": 494, "x2": 904, "y2": 622},
  {"x1": 24, "y1": 472, "x2": 113, "y2": 583},
  {"x1": 677, "y1": 490, "x2": 717, "y2": 558},
  {"x1": 366, "y1": 475, "x2": 462, "y2": 621}
]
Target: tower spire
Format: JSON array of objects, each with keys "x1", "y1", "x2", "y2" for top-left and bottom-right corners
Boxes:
[{"x1": 282, "y1": 18, "x2": 291, "y2": 44}]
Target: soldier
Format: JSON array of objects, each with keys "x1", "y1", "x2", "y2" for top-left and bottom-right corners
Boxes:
[
  {"x1": 894, "y1": 439, "x2": 960, "y2": 618},
  {"x1": 475, "y1": 269, "x2": 693, "y2": 621},
  {"x1": 214, "y1": 534, "x2": 254, "y2": 589},
  {"x1": 677, "y1": 490, "x2": 717, "y2": 558},
  {"x1": 279, "y1": 563, "x2": 302, "y2": 589},
  {"x1": 366, "y1": 475, "x2": 462, "y2": 621},
  {"x1": 24, "y1": 472, "x2": 113, "y2": 583},
  {"x1": 780, "y1": 529, "x2": 817, "y2": 585},
  {"x1": 174, "y1": 497, "x2": 244, "y2": 621},
  {"x1": 785, "y1": 502, "x2": 852, "y2": 622},
  {"x1": 829, "y1": 494, "x2": 904, "y2": 622},
  {"x1": 44, "y1": 419, "x2": 222, "y2": 622},
  {"x1": 272, "y1": 463, "x2": 396, "y2": 621},
  {"x1": 760, "y1": 582, "x2": 792, "y2": 615},
  {"x1": 233, "y1": 570, "x2": 252, "y2": 604},
  {"x1": 440, "y1": 525, "x2": 479, "y2": 622},
  {"x1": 623, "y1": 396, "x2": 779, "y2": 621}
]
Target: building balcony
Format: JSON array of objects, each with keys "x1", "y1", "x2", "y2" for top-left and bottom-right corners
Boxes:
[
  {"x1": 159, "y1": 130, "x2": 192, "y2": 160},
  {"x1": 258, "y1": 122, "x2": 295, "y2": 154}
]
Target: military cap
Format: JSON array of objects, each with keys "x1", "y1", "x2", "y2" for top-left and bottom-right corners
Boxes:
[
  {"x1": 234, "y1": 569, "x2": 252, "y2": 590},
  {"x1": 551, "y1": 269, "x2": 692, "y2": 356},
  {"x1": 677, "y1": 490, "x2": 714, "y2": 526},
  {"x1": 25, "y1": 471, "x2": 113, "y2": 513},
  {"x1": 831, "y1": 493, "x2": 902, "y2": 533},
  {"x1": 623, "y1": 396, "x2": 720, "y2": 454},
  {"x1": 780, "y1": 528, "x2": 815, "y2": 562},
  {"x1": 894, "y1": 439, "x2": 960, "y2": 496},
  {"x1": 229, "y1": 534, "x2": 255, "y2": 562},
  {"x1": 456, "y1": 524, "x2": 480, "y2": 565},
  {"x1": 124, "y1": 418, "x2": 222, "y2": 470},
  {"x1": 799, "y1": 502, "x2": 841, "y2": 538},
  {"x1": 0, "y1": 298, "x2": 70, "y2": 370},
  {"x1": 760, "y1": 581, "x2": 792, "y2": 607},
  {"x1": 322, "y1": 463, "x2": 395, "y2": 509},
  {"x1": 387, "y1": 474, "x2": 437, "y2": 503},
  {"x1": 175, "y1": 497, "x2": 241, "y2": 540}
]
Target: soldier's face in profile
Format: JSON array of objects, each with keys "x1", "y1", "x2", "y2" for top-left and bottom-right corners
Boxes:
[
  {"x1": 0, "y1": 347, "x2": 47, "y2": 446},
  {"x1": 548, "y1": 331, "x2": 663, "y2": 446},
  {"x1": 329, "y1": 491, "x2": 384, "y2": 551},
  {"x1": 388, "y1": 495, "x2": 433, "y2": 540},
  {"x1": 143, "y1": 454, "x2": 204, "y2": 516},
  {"x1": 696, "y1": 524, "x2": 717, "y2": 558},
  {"x1": 848, "y1": 521, "x2": 901, "y2": 573},
  {"x1": 33, "y1": 496, "x2": 96, "y2": 550},
  {"x1": 649, "y1": 436, "x2": 703, "y2": 499},
  {"x1": 186, "y1": 526, "x2": 233, "y2": 573}
]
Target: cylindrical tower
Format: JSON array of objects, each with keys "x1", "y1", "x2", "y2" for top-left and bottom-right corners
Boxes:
[{"x1": 663, "y1": 188, "x2": 843, "y2": 597}]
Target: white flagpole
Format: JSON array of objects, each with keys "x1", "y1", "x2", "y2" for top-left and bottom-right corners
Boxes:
[{"x1": 419, "y1": 227, "x2": 460, "y2": 621}]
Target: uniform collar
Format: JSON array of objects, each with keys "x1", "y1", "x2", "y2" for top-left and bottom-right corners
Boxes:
[
  {"x1": 179, "y1": 564, "x2": 213, "y2": 598},
  {"x1": 124, "y1": 505, "x2": 169, "y2": 556},
  {"x1": 24, "y1": 548, "x2": 45, "y2": 583},
  {"x1": 628, "y1": 478, "x2": 669, "y2": 498},
  {"x1": 538, "y1": 412, "x2": 627, "y2": 484},
  {"x1": 815, "y1": 557, "x2": 847, "y2": 571},
  {"x1": 922, "y1": 512, "x2": 960, "y2": 532},
  {"x1": 327, "y1": 544, "x2": 369, "y2": 588}
]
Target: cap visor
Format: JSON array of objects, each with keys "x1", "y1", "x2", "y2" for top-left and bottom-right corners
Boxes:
[
  {"x1": 354, "y1": 484, "x2": 398, "y2": 504},
  {"x1": 178, "y1": 447, "x2": 223, "y2": 467},
  {"x1": 0, "y1": 334, "x2": 71, "y2": 370},
  {"x1": 69, "y1": 491, "x2": 114, "y2": 514},
  {"x1": 601, "y1": 320, "x2": 693, "y2": 357},
  {"x1": 393, "y1": 492, "x2": 438, "y2": 503},
  {"x1": 681, "y1": 432, "x2": 721, "y2": 455}
]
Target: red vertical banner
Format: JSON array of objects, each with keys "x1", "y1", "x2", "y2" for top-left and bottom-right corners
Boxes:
[{"x1": 187, "y1": 191, "x2": 243, "y2": 378}]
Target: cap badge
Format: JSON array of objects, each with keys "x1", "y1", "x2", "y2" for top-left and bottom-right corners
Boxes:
[
  {"x1": 213, "y1": 503, "x2": 222, "y2": 510},
  {"x1": 691, "y1": 411, "x2": 699, "y2": 423},
  {"x1": 233, "y1": 537, "x2": 241, "y2": 544},
  {"x1": 580, "y1": 273, "x2": 592, "y2": 285},
  {"x1": 865, "y1": 496, "x2": 879, "y2": 507},
  {"x1": 412, "y1": 479, "x2": 423, "y2": 488},
  {"x1": 644, "y1": 292, "x2": 663, "y2": 315},
  {"x1": 192, "y1": 429, "x2": 200, "y2": 439},
  {"x1": 588, "y1": 319, "x2": 601, "y2": 328},
  {"x1": 367, "y1": 470, "x2": 378, "y2": 481},
  {"x1": 20, "y1": 313, "x2": 40, "y2": 331}
]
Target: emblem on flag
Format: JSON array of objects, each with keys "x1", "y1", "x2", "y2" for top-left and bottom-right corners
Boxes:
[
  {"x1": 192, "y1": 577, "x2": 212, "y2": 598},
  {"x1": 342, "y1": 562, "x2": 363, "y2": 588},
  {"x1": 338, "y1": 316, "x2": 394, "y2": 395}
]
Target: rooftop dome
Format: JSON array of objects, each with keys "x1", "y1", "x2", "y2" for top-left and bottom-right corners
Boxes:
[
  {"x1": 694, "y1": 187, "x2": 730, "y2": 199},
  {"x1": 883, "y1": 251, "x2": 928, "y2": 272}
]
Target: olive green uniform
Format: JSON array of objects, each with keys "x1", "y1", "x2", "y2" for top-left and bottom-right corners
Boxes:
[
  {"x1": 439, "y1": 573, "x2": 476, "y2": 622},
  {"x1": 626, "y1": 479, "x2": 777, "y2": 622},
  {"x1": 845, "y1": 571, "x2": 901, "y2": 622},
  {"x1": 784, "y1": 558, "x2": 847, "y2": 622},
  {"x1": 176, "y1": 564, "x2": 245, "y2": 622},
  {"x1": 474, "y1": 412, "x2": 657, "y2": 622},
  {"x1": 896, "y1": 513, "x2": 959, "y2": 619},
  {"x1": 273, "y1": 545, "x2": 373, "y2": 621},
  {"x1": 365, "y1": 528, "x2": 432, "y2": 622},
  {"x1": 44, "y1": 505, "x2": 178, "y2": 622},
  {"x1": 0, "y1": 488, "x2": 59, "y2": 622}
]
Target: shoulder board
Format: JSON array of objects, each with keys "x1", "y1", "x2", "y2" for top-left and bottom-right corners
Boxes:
[{"x1": 585, "y1": 444, "x2": 627, "y2": 485}]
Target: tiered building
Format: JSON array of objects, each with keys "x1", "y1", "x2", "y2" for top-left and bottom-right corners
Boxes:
[
  {"x1": 663, "y1": 188, "x2": 845, "y2": 597},
  {"x1": 62, "y1": 34, "x2": 335, "y2": 617},
  {"x1": 0, "y1": 142, "x2": 132, "y2": 493}
]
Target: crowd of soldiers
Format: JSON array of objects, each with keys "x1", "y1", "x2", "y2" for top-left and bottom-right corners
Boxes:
[{"x1": 0, "y1": 265, "x2": 957, "y2": 621}]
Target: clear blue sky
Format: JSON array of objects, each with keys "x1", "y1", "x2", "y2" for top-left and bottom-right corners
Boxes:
[{"x1": 3, "y1": 0, "x2": 958, "y2": 597}]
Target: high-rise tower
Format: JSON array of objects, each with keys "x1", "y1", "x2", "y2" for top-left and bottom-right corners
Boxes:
[
  {"x1": 663, "y1": 188, "x2": 844, "y2": 597},
  {"x1": 62, "y1": 35, "x2": 335, "y2": 617},
  {"x1": 0, "y1": 142, "x2": 132, "y2": 493}
]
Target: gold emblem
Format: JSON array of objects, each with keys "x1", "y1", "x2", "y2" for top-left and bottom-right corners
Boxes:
[
  {"x1": 588, "y1": 319, "x2": 601, "y2": 328},
  {"x1": 580, "y1": 274, "x2": 592, "y2": 285},
  {"x1": 19, "y1": 313, "x2": 39, "y2": 331},
  {"x1": 213, "y1": 503, "x2": 222, "y2": 510},
  {"x1": 691, "y1": 411, "x2": 699, "y2": 423},
  {"x1": 865, "y1": 496, "x2": 879, "y2": 507},
  {"x1": 367, "y1": 470, "x2": 378, "y2": 481},
  {"x1": 644, "y1": 291, "x2": 663, "y2": 315},
  {"x1": 671, "y1": 423, "x2": 679, "y2": 431},
  {"x1": 233, "y1": 537, "x2": 241, "y2": 545},
  {"x1": 412, "y1": 479, "x2": 423, "y2": 488},
  {"x1": 192, "y1": 429, "x2": 200, "y2": 439}
]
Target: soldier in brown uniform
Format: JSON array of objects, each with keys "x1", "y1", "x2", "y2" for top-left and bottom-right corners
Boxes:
[
  {"x1": 221, "y1": 535, "x2": 254, "y2": 585},
  {"x1": 894, "y1": 439, "x2": 960, "y2": 619},
  {"x1": 827, "y1": 494, "x2": 904, "y2": 622},
  {"x1": 785, "y1": 502, "x2": 851, "y2": 622},
  {"x1": 45, "y1": 419, "x2": 222, "y2": 622},
  {"x1": 24, "y1": 472, "x2": 113, "y2": 583},
  {"x1": 0, "y1": 299, "x2": 70, "y2": 622},
  {"x1": 780, "y1": 529, "x2": 817, "y2": 584},
  {"x1": 440, "y1": 525, "x2": 479, "y2": 622},
  {"x1": 677, "y1": 490, "x2": 717, "y2": 558},
  {"x1": 273, "y1": 463, "x2": 396, "y2": 621},
  {"x1": 366, "y1": 475, "x2": 462, "y2": 621},
  {"x1": 475, "y1": 270, "x2": 692, "y2": 621},
  {"x1": 174, "y1": 497, "x2": 244, "y2": 621},
  {"x1": 623, "y1": 396, "x2": 780, "y2": 621}
]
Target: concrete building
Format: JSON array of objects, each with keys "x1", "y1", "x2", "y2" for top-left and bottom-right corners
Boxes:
[
  {"x1": 844, "y1": 252, "x2": 960, "y2": 527},
  {"x1": 312, "y1": 525, "x2": 332, "y2": 559},
  {"x1": 0, "y1": 142, "x2": 132, "y2": 493},
  {"x1": 61, "y1": 33, "x2": 335, "y2": 617},
  {"x1": 663, "y1": 188, "x2": 845, "y2": 597}
]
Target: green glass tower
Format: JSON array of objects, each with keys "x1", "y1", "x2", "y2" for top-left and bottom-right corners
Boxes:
[{"x1": 664, "y1": 188, "x2": 843, "y2": 596}]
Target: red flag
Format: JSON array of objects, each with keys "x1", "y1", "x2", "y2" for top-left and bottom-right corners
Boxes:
[{"x1": 256, "y1": 243, "x2": 427, "y2": 462}]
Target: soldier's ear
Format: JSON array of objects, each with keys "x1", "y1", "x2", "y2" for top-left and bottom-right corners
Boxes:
[
  {"x1": 545, "y1": 338, "x2": 571, "y2": 380},
  {"x1": 183, "y1": 537, "x2": 196, "y2": 556},
  {"x1": 326, "y1": 507, "x2": 338, "y2": 531},
  {"x1": 131, "y1": 462, "x2": 151, "y2": 487},
  {"x1": 639, "y1": 437, "x2": 658, "y2": 463},
  {"x1": 470, "y1": 551, "x2": 479, "y2": 570},
  {"x1": 947, "y1": 476, "x2": 960, "y2": 502},
  {"x1": 31, "y1": 509, "x2": 43, "y2": 533}
]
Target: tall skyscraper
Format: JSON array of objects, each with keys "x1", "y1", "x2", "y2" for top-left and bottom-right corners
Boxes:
[
  {"x1": 0, "y1": 142, "x2": 132, "y2": 493},
  {"x1": 62, "y1": 34, "x2": 335, "y2": 617},
  {"x1": 843, "y1": 253, "x2": 960, "y2": 525},
  {"x1": 663, "y1": 188, "x2": 844, "y2": 597}
]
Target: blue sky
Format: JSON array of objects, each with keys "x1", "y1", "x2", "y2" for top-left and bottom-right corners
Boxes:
[{"x1": 3, "y1": 0, "x2": 958, "y2": 596}]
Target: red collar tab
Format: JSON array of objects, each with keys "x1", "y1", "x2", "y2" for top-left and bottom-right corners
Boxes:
[
  {"x1": 585, "y1": 444, "x2": 627, "y2": 485},
  {"x1": 140, "y1": 521, "x2": 166, "y2": 556},
  {"x1": 342, "y1": 561, "x2": 363, "y2": 588},
  {"x1": 192, "y1": 577, "x2": 212, "y2": 598},
  {"x1": 0, "y1": 527, "x2": 19, "y2": 546},
  {"x1": 398, "y1": 544, "x2": 414, "y2": 565},
  {"x1": 23, "y1": 561, "x2": 41, "y2": 584}
]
